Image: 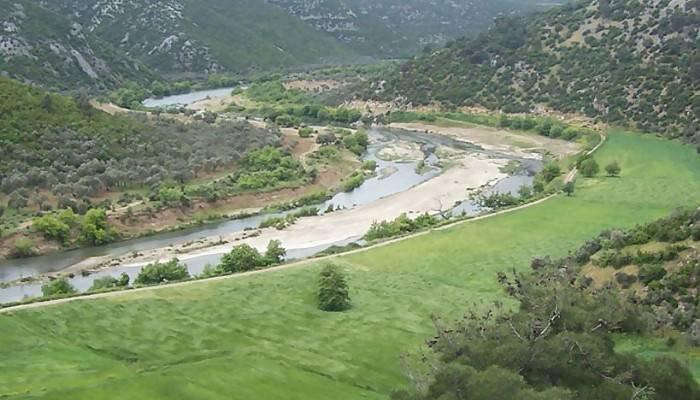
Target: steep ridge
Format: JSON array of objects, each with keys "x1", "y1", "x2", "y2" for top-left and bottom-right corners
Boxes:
[
  {"x1": 43, "y1": 0, "x2": 357, "y2": 76},
  {"x1": 0, "y1": 0, "x2": 156, "y2": 90}
]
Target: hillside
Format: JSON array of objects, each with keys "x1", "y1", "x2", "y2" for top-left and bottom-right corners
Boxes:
[
  {"x1": 0, "y1": 77, "x2": 278, "y2": 213},
  {"x1": 2, "y1": 131, "x2": 700, "y2": 398},
  {"x1": 2, "y1": 0, "x2": 565, "y2": 88},
  {"x1": 44, "y1": 0, "x2": 357, "y2": 76},
  {"x1": 0, "y1": 0, "x2": 156, "y2": 90},
  {"x1": 267, "y1": 0, "x2": 563, "y2": 57},
  {"x1": 366, "y1": 0, "x2": 699, "y2": 142}
]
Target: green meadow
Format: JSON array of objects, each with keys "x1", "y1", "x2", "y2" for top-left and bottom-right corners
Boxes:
[{"x1": 1, "y1": 130, "x2": 700, "y2": 399}]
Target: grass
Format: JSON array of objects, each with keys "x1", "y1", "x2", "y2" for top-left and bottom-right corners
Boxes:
[{"x1": 1, "y1": 130, "x2": 700, "y2": 399}]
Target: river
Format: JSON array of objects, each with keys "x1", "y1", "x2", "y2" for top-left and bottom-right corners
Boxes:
[
  {"x1": 142, "y1": 87, "x2": 237, "y2": 108},
  {"x1": 0, "y1": 116, "x2": 540, "y2": 304}
]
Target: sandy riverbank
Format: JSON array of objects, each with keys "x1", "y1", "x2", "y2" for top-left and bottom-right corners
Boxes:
[
  {"x1": 102, "y1": 154, "x2": 507, "y2": 269},
  {"x1": 389, "y1": 122, "x2": 580, "y2": 159}
]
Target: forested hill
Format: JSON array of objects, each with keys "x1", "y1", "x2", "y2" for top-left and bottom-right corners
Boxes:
[
  {"x1": 0, "y1": 77, "x2": 278, "y2": 208},
  {"x1": 0, "y1": 0, "x2": 157, "y2": 90},
  {"x1": 365, "y1": 0, "x2": 700, "y2": 143}
]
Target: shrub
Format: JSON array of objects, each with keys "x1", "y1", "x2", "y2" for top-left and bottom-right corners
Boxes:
[
  {"x1": 265, "y1": 240, "x2": 286, "y2": 264},
  {"x1": 540, "y1": 162, "x2": 561, "y2": 183},
  {"x1": 342, "y1": 171, "x2": 365, "y2": 192},
  {"x1": 135, "y1": 259, "x2": 189, "y2": 285},
  {"x1": 364, "y1": 213, "x2": 439, "y2": 241},
  {"x1": 639, "y1": 264, "x2": 667, "y2": 285},
  {"x1": 89, "y1": 273, "x2": 130, "y2": 292},
  {"x1": 317, "y1": 264, "x2": 351, "y2": 312},
  {"x1": 615, "y1": 272, "x2": 638, "y2": 289},
  {"x1": 33, "y1": 214, "x2": 71, "y2": 242},
  {"x1": 298, "y1": 126, "x2": 313, "y2": 138},
  {"x1": 605, "y1": 161, "x2": 621, "y2": 176},
  {"x1": 79, "y1": 209, "x2": 118, "y2": 246},
  {"x1": 219, "y1": 244, "x2": 265, "y2": 273},
  {"x1": 12, "y1": 236, "x2": 36, "y2": 258},
  {"x1": 41, "y1": 278, "x2": 77, "y2": 297},
  {"x1": 562, "y1": 181, "x2": 575, "y2": 196},
  {"x1": 580, "y1": 158, "x2": 600, "y2": 177}
]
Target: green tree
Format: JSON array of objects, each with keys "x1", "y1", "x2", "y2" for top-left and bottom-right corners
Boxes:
[
  {"x1": 33, "y1": 214, "x2": 71, "y2": 242},
  {"x1": 219, "y1": 244, "x2": 265, "y2": 273},
  {"x1": 79, "y1": 209, "x2": 118, "y2": 246},
  {"x1": 580, "y1": 158, "x2": 600, "y2": 177},
  {"x1": 317, "y1": 264, "x2": 351, "y2": 312},
  {"x1": 41, "y1": 278, "x2": 77, "y2": 297},
  {"x1": 563, "y1": 181, "x2": 575, "y2": 196},
  {"x1": 605, "y1": 161, "x2": 621, "y2": 177},
  {"x1": 392, "y1": 267, "x2": 699, "y2": 400},
  {"x1": 135, "y1": 259, "x2": 189, "y2": 285},
  {"x1": 541, "y1": 163, "x2": 561, "y2": 183},
  {"x1": 265, "y1": 240, "x2": 286, "y2": 265}
]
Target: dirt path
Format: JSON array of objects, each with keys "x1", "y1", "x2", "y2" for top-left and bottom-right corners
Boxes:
[{"x1": 0, "y1": 134, "x2": 606, "y2": 314}]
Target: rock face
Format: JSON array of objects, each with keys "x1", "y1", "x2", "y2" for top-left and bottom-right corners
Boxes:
[
  {"x1": 0, "y1": 0, "x2": 153, "y2": 90},
  {"x1": 46, "y1": 0, "x2": 222, "y2": 74}
]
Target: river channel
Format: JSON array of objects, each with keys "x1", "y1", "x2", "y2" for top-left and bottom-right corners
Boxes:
[{"x1": 0, "y1": 90, "x2": 541, "y2": 303}]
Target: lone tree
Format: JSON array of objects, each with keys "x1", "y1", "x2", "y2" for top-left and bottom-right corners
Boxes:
[
  {"x1": 579, "y1": 158, "x2": 600, "y2": 177},
  {"x1": 605, "y1": 161, "x2": 621, "y2": 177},
  {"x1": 317, "y1": 264, "x2": 351, "y2": 312},
  {"x1": 563, "y1": 181, "x2": 575, "y2": 196}
]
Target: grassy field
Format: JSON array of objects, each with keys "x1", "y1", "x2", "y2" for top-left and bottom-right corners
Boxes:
[{"x1": 1, "y1": 130, "x2": 700, "y2": 399}]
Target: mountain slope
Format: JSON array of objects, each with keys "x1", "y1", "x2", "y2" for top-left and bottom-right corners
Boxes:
[
  {"x1": 367, "y1": 0, "x2": 699, "y2": 142},
  {"x1": 0, "y1": 0, "x2": 155, "y2": 90},
  {"x1": 44, "y1": 0, "x2": 357, "y2": 76},
  {"x1": 268, "y1": 0, "x2": 564, "y2": 57}
]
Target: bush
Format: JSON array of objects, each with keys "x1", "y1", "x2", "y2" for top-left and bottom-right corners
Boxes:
[
  {"x1": 317, "y1": 264, "x2": 351, "y2": 312},
  {"x1": 12, "y1": 236, "x2": 36, "y2": 258},
  {"x1": 41, "y1": 278, "x2": 77, "y2": 297},
  {"x1": 89, "y1": 273, "x2": 130, "y2": 292},
  {"x1": 364, "y1": 213, "x2": 439, "y2": 241},
  {"x1": 562, "y1": 181, "x2": 575, "y2": 196},
  {"x1": 540, "y1": 162, "x2": 561, "y2": 183},
  {"x1": 33, "y1": 214, "x2": 71, "y2": 242},
  {"x1": 265, "y1": 239, "x2": 286, "y2": 264},
  {"x1": 605, "y1": 161, "x2": 621, "y2": 176},
  {"x1": 639, "y1": 264, "x2": 667, "y2": 285},
  {"x1": 219, "y1": 244, "x2": 265, "y2": 273},
  {"x1": 298, "y1": 126, "x2": 313, "y2": 138},
  {"x1": 135, "y1": 259, "x2": 189, "y2": 285},
  {"x1": 79, "y1": 209, "x2": 118, "y2": 246},
  {"x1": 580, "y1": 158, "x2": 600, "y2": 177},
  {"x1": 614, "y1": 272, "x2": 638, "y2": 288},
  {"x1": 342, "y1": 171, "x2": 365, "y2": 192}
]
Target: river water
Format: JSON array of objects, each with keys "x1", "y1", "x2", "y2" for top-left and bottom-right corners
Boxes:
[
  {"x1": 0, "y1": 123, "x2": 540, "y2": 303},
  {"x1": 142, "y1": 87, "x2": 237, "y2": 108}
]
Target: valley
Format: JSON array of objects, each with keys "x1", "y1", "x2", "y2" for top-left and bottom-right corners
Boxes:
[
  {"x1": 1, "y1": 130, "x2": 699, "y2": 399},
  {"x1": 0, "y1": 0, "x2": 698, "y2": 399}
]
